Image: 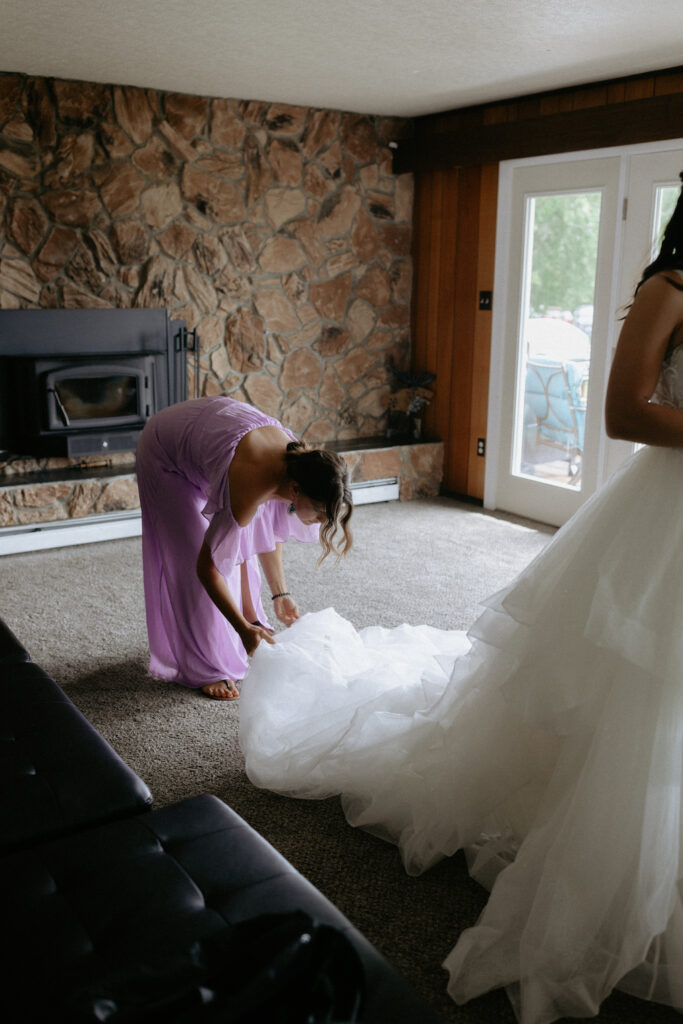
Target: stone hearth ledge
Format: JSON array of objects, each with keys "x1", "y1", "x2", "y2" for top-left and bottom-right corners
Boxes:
[{"x1": 0, "y1": 439, "x2": 443, "y2": 553}]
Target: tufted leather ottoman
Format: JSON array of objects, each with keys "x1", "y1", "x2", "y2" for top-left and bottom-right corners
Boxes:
[
  {"x1": 0, "y1": 618, "x2": 152, "y2": 856},
  {"x1": 0, "y1": 616, "x2": 31, "y2": 663},
  {"x1": 2, "y1": 793, "x2": 445, "y2": 1023}
]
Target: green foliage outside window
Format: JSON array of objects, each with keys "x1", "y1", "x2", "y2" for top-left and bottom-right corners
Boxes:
[{"x1": 529, "y1": 192, "x2": 601, "y2": 317}]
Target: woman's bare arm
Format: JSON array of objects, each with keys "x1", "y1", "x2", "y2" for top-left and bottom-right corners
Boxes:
[
  {"x1": 605, "y1": 274, "x2": 683, "y2": 446},
  {"x1": 258, "y1": 544, "x2": 300, "y2": 625},
  {"x1": 196, "y1": 540, "x2": 274, "y2": 655},
  {"x1": 258, "y1": 543, "x2": 286, "y2": 596}
]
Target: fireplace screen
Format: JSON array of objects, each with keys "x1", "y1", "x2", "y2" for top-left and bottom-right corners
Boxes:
[
  {"x1": 47, "y1": 365, "x2": 150, "y2": 428},
  {"x1": 3, "y1": 352, "x2": 159, "y2": 457}
]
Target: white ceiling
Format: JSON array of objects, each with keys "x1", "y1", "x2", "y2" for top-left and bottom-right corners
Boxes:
[{"x1": 1, "y1": 0, "x2": 681, "y2": 118}]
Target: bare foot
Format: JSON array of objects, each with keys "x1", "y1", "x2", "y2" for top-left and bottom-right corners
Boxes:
[{"x1": 201, "y1": 679, "x2": 239, "y2": 701}]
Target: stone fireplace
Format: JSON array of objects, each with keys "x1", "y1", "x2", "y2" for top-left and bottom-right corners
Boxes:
[
  {"x1": 0, "y1": 72, "x2": 415, "y2": 439},
  {"x1": 0, "y1": 72, "x2": 444, "y2": 550}
]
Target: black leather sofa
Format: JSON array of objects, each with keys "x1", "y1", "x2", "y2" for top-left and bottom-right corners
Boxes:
[{"x1": 0, "y1": 616, "x2": 446, "y2": 1024}]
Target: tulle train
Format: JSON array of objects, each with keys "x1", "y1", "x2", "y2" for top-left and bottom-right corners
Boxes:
[{"x1": 240, "y1": 444, "x2": 683, "y2": 1024}]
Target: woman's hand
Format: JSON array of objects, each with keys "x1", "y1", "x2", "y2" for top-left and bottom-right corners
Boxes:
[
  {"x1": 240, "y1": 622, "x2": 276, "y2": 656},
  {"x1": 273, "y1": 594, "x2": 299, "y2": 626}
]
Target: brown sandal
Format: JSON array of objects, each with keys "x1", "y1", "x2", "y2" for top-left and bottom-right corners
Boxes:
[{"x1": 201, "y1": 680, "x2": 239, "y2": 701}]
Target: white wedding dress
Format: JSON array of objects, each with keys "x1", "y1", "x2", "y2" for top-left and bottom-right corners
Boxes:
[{"x1": 239, "y1": 345, "x2": 683, "y2": 1024}]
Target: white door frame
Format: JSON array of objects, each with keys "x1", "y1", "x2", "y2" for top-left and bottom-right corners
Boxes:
[{"x1": 485, "y1": 138, "x2": 683, "y2": 521}]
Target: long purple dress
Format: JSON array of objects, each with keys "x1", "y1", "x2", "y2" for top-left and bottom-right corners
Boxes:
[{"x1": 136, "y1": 396, "x2": 319, "y2": 688}]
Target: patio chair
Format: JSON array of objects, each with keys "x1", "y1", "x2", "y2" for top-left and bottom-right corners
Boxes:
[{"x1": 524, "y1": 359, "x2": 588, "y2": 478}]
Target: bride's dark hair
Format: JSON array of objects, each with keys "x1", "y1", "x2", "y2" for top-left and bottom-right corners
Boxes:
[
  {"x1": 285, "y1": 441, "x2": 353, "y2": 561},
  {"x1": 637, "y1": 171, "x2": 683, "y2": 293}
]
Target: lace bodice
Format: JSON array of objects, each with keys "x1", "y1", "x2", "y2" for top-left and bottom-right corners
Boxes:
[
  {"x1": 650, "y1": 269, "x2": 683, "y2": 408},
  {"x1": 652, "y1": 344, "x2": 683, "y2": 409}
]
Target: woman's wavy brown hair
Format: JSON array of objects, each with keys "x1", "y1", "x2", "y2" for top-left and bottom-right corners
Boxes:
[{"x1": 285, "y1": 441, "x2": 353, "y2": 561}]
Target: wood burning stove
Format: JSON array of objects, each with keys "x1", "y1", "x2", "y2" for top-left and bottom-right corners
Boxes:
[{"x1": 0, "y1": 309, "x2": 196, "y2": 458}]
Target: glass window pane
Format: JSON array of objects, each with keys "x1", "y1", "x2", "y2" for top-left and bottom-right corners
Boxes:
[
  {"x1": 513, "y1": 191, "x2": 601, "y2": 489},
  {"x1": 654, "y1": 185, "x2": 678, "y2": 247}
]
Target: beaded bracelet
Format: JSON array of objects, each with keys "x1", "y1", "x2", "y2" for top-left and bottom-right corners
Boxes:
[{"x1": 271, "y1": 591, "x2": 290, "y2": 600}]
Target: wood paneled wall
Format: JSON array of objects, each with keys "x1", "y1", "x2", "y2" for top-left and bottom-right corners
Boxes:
[
  {"x1": 411, "y1": 164, "x2": 498, "y2": 497},
  {"x1": 409, "y1": 67, "x2": 683, "y2": 499}
]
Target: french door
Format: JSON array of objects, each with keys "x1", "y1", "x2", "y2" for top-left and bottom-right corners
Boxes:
[{"x1": 485, "y1": 143, "x2": 683, "y2": 527}]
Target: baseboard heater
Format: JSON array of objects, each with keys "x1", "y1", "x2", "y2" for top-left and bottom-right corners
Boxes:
[
  {"x1": 0, "y1": 509, "x2": 142, "y2": 555},
  {"x1": 350, "y1": 476, "x2": 399, "y2": 505}
]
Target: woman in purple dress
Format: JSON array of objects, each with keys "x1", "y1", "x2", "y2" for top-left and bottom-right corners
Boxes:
[{"x1": 136, "y1": 395, "x2": 352, "y2": 700}]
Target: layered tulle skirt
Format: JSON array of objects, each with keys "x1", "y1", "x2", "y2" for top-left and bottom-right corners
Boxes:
[{"x1": 240, "y1": 445, "x2": 683, "y2": 1024}]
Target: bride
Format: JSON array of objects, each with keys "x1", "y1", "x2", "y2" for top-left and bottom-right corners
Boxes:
[{"x1": 239, "y1": 177, "x2": 683, "y2": 1024}]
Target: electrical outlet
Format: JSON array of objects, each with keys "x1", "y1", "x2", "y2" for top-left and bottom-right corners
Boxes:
[{"x1": 477, "y1": 438, "x2": 486, "y2": 456}]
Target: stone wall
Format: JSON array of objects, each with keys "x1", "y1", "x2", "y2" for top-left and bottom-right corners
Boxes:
[{"x1": 0, "y1": 72, "x2": 414, "y2": 462}]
